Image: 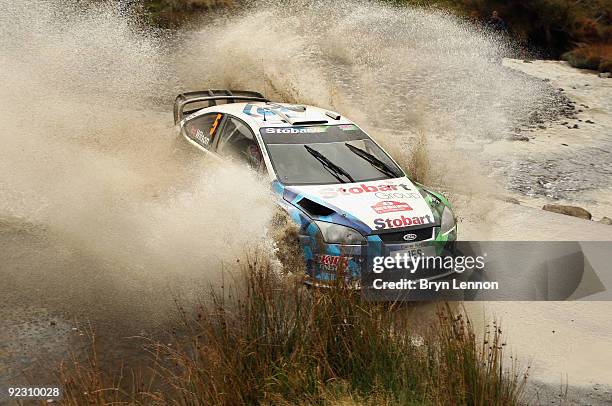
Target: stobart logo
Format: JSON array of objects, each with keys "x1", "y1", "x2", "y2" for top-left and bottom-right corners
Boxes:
[
  {"x1": 320, "y1": 183, "x2": 418, "y2": 199},
  {"x1": 264, "y1": 127, "x2": 325, "y2": 134},
  {"x1": 373, "y1": 214, "x2": 433, "y2": 230}
]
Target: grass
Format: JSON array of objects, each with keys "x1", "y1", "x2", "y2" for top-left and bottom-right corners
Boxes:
[
  {"x1": 53, "y1": 252, "x2": 528, "y2": 405},
  {"x1": 562, "y1": 43, "x2": 612, "y2": 72}
]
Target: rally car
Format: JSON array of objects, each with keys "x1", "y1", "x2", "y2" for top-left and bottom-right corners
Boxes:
[{"x1": 174, "y1": 90, "x2": 457, "y2": 286}]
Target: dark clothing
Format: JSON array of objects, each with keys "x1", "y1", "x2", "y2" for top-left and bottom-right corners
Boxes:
[{"x1": 487, "y1": 16, "x2": 507, "y2": 33}]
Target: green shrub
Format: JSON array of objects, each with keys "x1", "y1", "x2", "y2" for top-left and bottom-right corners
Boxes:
[{"x1": 600, "y1": 58, "x2": 612, "y2": 73}]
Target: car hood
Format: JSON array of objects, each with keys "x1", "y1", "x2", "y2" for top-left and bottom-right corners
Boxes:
[{"x1": 284, "y1": 177, "x2": 436, "y2": 233}]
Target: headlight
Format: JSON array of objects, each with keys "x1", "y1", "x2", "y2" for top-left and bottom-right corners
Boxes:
[
  {"x1": 440, "y1": 206, "x2": 456, "y2": 234},
  {"x1": 315, "y1": 221, "x2": 365, "y2": 244}
]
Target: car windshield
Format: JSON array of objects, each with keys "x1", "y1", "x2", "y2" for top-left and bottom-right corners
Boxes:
[{"x1": 260, "y1": 125, "x2": 403, "y2": 185}]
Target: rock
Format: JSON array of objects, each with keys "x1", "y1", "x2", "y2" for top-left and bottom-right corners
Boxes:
[
  {"x1": 561, "y1": 121, "x2": 568, "y2": 125},
  {"x1": 537, "y1": 125, "x2": 546, "y2": 129},
  {"x1": 538, "y1": 179, "x2": 552, "y2": 189},
  {"x1": 585, "y1": 119, "x2": 595, "y2": 124},
  {"x1": 543, "y1": 204, "x2": 592, "y2": 220},
  {"x1": 599, "y1": 72, "x2": 611, "y2": 78},
  {"x1": 599, "y1": 217, "x2": 612, "y2": 225},
  {"x1": 561, "y1": 143, "x2": 568, "y2": 146},
  {"x1": 514, "y1": 135, "x2": 530, "y2": 141},
  {"x1": 573, "y1": 124, "x2": 579, "y2": 129}
]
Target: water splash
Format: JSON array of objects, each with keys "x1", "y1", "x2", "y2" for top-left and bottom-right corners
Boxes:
[
  {"x1": 0, "y1": 0, "x2": 275, "y2": 319},
  {"x1": 0, "y1": 0, "x2": 558, "y2": 309}
]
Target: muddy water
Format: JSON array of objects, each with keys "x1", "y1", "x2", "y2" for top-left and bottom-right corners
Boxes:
[{"x1": 1, "y1": 0, "x2": 611, "y2": 401}]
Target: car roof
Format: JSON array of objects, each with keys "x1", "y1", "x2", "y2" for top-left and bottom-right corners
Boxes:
[{"x1": 192, "y1": 101, "x2": 355, "y2": 129}]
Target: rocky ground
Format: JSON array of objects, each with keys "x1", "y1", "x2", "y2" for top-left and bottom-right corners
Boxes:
[{"x1": 493, "y1": 59, "x2": 612, "y2": 222}]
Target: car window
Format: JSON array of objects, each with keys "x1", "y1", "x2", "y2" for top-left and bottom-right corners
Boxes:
[
  {"x1": 216, "y1": 117, "x2": 265, "y2": 170},
  {"x1": 260, "y1": 125, "x2": 403, "y2": 185},
  {"x1": 184, "y1": 113, "x2": 222, "y2": 149}
]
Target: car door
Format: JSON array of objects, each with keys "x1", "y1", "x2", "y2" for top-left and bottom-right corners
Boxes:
[
  {"x1": 183, "y1": 112, "x2": 223, "y2": 150},
  {"x1": 213, "y1": 115, "x2": 266, "y2": 172}
]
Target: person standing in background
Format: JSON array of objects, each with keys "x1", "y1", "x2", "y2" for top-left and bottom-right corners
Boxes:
[{"x1": 487, "y1": 10, "x2": 507, "y2": 33}]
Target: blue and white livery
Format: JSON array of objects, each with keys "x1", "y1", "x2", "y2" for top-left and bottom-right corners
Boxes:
[{"x1": 174, "y1": 90, "x2": 457, "y2": 285}]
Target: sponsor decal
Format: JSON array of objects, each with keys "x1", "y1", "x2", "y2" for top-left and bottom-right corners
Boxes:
[
  {"x1": 372, "y1": 200, "x2": 412, "y2": 214},
  {"x1": 195, "y1": 129, "x2": 209, "y2": 146},
  {"x1": 320, "y1": 183, "x2": 414, "y2": 199},
  {"x1": 244, "y1": 103, "x2": 283, "y2": 118},
  {"x1": 190, "y1": 126, "x2": 210, "y2": 146},
  {"x1": 403, "y1": 233, "x2": 418, "y2": 241},
  {"x1": 264, "y1": 127, "x2": 326, "y2": 134},
  {"x1": 314, "y1": 254, "x2": 352, "y2": 272},
  {"x1": 374, "y1": 191, "x2": 421, "y2": 200},
  {"x1": 210, "y1": 113, "x2": 222, "y2": 137},
  {"x1": 373, "y1": 214, "x2": 434, "y2": 230}
]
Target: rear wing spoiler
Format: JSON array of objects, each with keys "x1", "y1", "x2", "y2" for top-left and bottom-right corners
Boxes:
[{"x1": 173, "y1": 89, "x2": 268, "y2": 124}]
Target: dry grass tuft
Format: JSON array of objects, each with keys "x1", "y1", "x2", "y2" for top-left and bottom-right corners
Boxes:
[
  {"x1": 53, "y1": 254, "x2": 528, "y2": 405},
  {"x1": 563, "y1": 43, "x2": 612, "y2": 72}
]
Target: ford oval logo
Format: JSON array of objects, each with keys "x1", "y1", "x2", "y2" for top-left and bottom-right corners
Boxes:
[{"x1": 403, "y1": 233, "x2": 417, "y2": 241}]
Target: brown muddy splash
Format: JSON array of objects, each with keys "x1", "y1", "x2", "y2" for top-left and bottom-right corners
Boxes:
[{"x1": 0, "y1": 0, "x2": 558, "y2": 314}]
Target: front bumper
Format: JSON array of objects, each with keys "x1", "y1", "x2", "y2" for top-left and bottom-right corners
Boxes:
[{"x1": 301, "y1": 226, "x2": 457, "y2": 286}]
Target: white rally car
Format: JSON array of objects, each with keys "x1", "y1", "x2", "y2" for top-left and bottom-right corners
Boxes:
[{"x1": 174, "y1": 90, "x2": 457, "y2": 285}]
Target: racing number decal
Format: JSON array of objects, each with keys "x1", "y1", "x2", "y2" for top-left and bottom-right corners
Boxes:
[{"x1": 210, "y1": 114, "x2": 222, "y2": 140}]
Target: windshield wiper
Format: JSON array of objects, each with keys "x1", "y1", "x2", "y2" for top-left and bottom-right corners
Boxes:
[
  {"x1": 344, "y1": 143, "x2": 401, "y2": 179},
  {"x1": 304, "y1": 145, "x2": 355, "y2": 183}
]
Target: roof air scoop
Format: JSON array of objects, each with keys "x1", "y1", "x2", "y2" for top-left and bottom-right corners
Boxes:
[{"x1": 325, "y1": 111, "x2": 341, "y2": 120}]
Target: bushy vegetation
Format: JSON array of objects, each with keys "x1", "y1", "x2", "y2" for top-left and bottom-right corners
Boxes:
[
  {"x1": 141, "y1": 0, "x2": 234, "y2": 26},
  {"x1": 138, "y1": 0, "x2": 610, "y2": 71},
  {"x1": 55, "y1": 255, "x2": 527, "y2": 405},
  {"x1": 393, "y1": 0, "x2": 611, "y2": 71},
  {"x1": 132, "y1": 0, "x2": 611, "y2": 70},
  {"x1": 562, "y1": 43, "x2": 612, "y2": 72}
]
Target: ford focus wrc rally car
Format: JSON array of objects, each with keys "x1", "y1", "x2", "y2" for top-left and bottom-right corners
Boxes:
[{"x1": 174, "y1": 90, "x2": 457, "y2": 286}]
